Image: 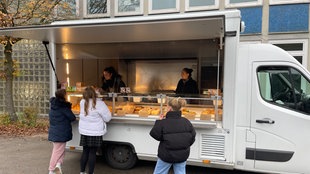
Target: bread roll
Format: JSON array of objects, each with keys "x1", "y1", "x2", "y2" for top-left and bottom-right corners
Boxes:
[
  {"x1": 139, "y1": 109, "x2": 149, "y2": 117},
  {"x1": 116, "y1": 110, "x2": 126, "y2": 116},
  {"x1": 151, "y1": 109, "x2": 160, "y2": 115},
  {"x1": 200, "y1": 114, "x2": 212, "y2": 120},
  {"x1": 122, "y1": 105, "x2": 134, "y2": 114},
  {"x1": 184, "y1": 111, "x2": 196, "y2": 120}
]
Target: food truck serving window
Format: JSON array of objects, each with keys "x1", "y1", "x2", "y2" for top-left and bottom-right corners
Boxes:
[
  {"x1": 67, "y1": 39, "x2": 224, "y2": 124},
  {"x1": 0, "y1": 11, "x2": 228, "y2": 127}
]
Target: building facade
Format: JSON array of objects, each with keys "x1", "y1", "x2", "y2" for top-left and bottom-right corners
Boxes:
[
  {"x1": 74, "y1": 0, "x2": 310, "y2": 68},
  {"x1": 0, "y1": 0, "x2": 309, "y2": 114}
]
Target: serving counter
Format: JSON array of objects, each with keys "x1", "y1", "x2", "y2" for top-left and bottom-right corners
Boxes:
[{"x1": 69, "y1": 92, "x2": 223, "y2": 129}]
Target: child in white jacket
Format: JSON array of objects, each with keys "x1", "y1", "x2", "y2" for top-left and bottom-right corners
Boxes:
[{"x1": 79, "y1": 87, "x2": 111, "y2": 174}]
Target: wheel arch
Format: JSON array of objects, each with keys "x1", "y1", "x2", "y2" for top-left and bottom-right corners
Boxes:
[{"x1": 102, "y1": 140, "x2": 137, "y2": 154}]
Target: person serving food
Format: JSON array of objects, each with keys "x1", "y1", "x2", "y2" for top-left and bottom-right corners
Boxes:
[
  {"x1": 101, "y1": 66, "x2": 126, "y2": 93},
  {"x1": 175, "y1": 68, "x2": 199, "y2": 95}
]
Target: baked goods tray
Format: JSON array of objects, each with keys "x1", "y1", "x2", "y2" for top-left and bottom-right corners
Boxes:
[{"x1": 109, "y1": 116, "x2": 218, "y2": 129}]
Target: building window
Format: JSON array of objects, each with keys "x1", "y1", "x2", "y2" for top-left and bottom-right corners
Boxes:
[
  {"x1": 269, "y1": 4, "x2": 309, "y2": 33},
  {"x1": 239, "y1": 7, "x2": 262, "y2": 34},
  {"x1": 270, "y1": 0, "x2": 310, "y2": 5},
  {"x1": 115, "y1": 0, "x2": 143, "y2": 16},
  {"x1": 185, "y1": 0, "x2": 219, "y2": 11},
  {"x1": 0, "y1": 40, "x2": 51, "y2": 115},
  {"x1": 149, "y1": 0, "x2": 180, "y2": 14},
  {"x1": 55, "y1": 0, "x2": 78, "y2": 18},
  {"x1": 84, "y1": 0, "x2": 110, "y2": 18},
  {"x1": 225, "y1": 0, "x2": 262, "y2": 8},
  {"x1": 269, "y1": 40, "x2": 308, "y2": 68}
]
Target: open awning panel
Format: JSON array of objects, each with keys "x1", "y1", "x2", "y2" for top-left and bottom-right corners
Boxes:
[{"x1": 0, "y1": 12, "x2": 225, "y2": 44}]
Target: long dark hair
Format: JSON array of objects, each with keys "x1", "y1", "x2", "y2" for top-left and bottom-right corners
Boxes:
[
  {"x1": 83, "y1": 87, "x2": 97, "y2": 116},
  {"x1": 103, "y1": 66, "x2": 122, "y2": 81},
  {"x1": 105, "y1": 67, "x2": 116, "y2": 78}
]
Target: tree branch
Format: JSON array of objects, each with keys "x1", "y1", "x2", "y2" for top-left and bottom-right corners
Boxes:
[
  {"x1": 11, "y1": 0, "x2": 22, "y2": 26},
  {"x1": 39, "y1": 0, "x2": 62, "y2": 23},
  {"x1": 0, "y1": 1, "x2": 8, "y2": 14},
  {"x1": 14, "y1": 0, "x2": 21, "y2": 16}
]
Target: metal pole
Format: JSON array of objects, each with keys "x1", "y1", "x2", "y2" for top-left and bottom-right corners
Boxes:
[{"x1": 42, "y1": 41, "x2": 60, "y2": 89}]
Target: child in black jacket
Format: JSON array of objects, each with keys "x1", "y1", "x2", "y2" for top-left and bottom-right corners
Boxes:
[{"x1": 150, "y1": 97, "x2": 196, "y2": 174}]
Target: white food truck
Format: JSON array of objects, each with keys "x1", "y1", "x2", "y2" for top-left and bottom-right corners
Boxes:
[{"x1": 1, "y1": 10, "x2": 310, "y2": 174}]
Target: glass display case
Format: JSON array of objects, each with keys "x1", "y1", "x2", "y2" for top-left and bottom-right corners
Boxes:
[{"x1": 68, "y1": 92, "x2": 223, "y2": 123}]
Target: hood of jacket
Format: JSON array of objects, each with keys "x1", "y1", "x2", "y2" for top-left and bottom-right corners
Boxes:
[{"x1": 50, "y1": 97, "x2": 71, "y2": 110}]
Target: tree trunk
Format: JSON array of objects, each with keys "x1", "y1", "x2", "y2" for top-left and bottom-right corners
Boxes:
[{"x1": 4, "y1": 39, "x2": 17, "y2": 122}]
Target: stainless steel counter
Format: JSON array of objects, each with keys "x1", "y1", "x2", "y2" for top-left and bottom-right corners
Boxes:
[
  {"x1": 75, "y1": 114, "x2": 219, "y2": 129},
  {"x1": 110, "y1": 116, "x2": 218, "y2": 129}
]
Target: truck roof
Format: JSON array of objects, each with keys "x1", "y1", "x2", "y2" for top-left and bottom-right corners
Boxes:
[
  {"x1": 0, "y1": 10, "x2": 240, "y2": 44},
  {"x1": 240, "y1": 43, "x2": 303, "y2": 67}
]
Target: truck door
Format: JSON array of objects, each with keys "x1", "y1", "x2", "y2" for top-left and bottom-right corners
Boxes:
[{"x1": 250, "y1": 62, "x2": 310, "y2": 173}]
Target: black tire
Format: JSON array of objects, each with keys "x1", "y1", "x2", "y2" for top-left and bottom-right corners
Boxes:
[{"x1": 104, "y1": 144, "x2": 137, "y2": 169}]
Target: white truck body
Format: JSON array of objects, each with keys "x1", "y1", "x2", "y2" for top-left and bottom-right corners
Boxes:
[{"x1": 1, "y1": 10, "x2": 310, "y2": 174}]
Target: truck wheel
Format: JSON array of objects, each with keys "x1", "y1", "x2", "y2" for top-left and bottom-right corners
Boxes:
[{"x1": 104, "y1": 144, "x2": 137, "y2": 169}]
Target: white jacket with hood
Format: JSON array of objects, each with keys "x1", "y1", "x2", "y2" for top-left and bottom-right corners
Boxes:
[{"x1": 79, "y1": 98, "x2": 112, "y2": 136}]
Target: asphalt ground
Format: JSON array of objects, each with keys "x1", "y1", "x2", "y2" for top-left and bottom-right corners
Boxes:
[{"x1": 0, "y1": 135, "x2": 258, "y2": 174}]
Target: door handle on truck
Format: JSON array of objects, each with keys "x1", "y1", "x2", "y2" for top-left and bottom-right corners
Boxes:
[{"x1": 256, "y1": 118, "x2": 275, "y2": 124}]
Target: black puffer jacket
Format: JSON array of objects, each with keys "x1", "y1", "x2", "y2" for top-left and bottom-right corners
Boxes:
[
  {"x1": 150, "y1": 111, "x2": 196, "y2": 163},
  {"x1": 48, "y1": 97, "x2": 76, "y2": 142},
  {"x1": 175, "y1": 77, "x2": 199, "y2": 94},
  {"x1": 102, "y1": 75, "x2": 126, "y2": 93}
]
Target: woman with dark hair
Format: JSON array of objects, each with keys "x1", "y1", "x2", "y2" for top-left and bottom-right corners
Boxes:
[
  {"x1": 48, "y1": 89, "x2": 76, "y2": 174},
  {"x1": 79, "y1": 87, "x2": 111, "y2": 174},
  {"x1": 175, "y1": 68, "x2": 199, "y2": 95},
  {"x1": 101, "y1": 66, "x2": 126, "y2": 93}
]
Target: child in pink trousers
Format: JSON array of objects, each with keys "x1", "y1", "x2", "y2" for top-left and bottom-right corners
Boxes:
[{"x1": 48, "y1": 89, "x2": 76, "y2": 174}]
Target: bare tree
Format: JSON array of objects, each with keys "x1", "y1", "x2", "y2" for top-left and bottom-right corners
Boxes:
[{"x1": 0, "y1": 0, "x2": 76, "y2": 121}]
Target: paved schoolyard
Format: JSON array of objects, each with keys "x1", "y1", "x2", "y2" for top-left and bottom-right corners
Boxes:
[{"x1": 0, "y1": 135, "x2": 257, "y2": 174}]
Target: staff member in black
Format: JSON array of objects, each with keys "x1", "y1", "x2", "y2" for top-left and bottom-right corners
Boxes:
[
  {"x1": 101, "y1": 66, "x2": 126, "y2": 93},
  {"x1": 175, "y1": 68, "x2": 199, "y2": 95}
]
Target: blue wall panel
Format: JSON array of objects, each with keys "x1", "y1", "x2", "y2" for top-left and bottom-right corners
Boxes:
[
  {"x1": 269, "y1": 4, "x2": 309, "y2": 33},
  {"x1": 239, "y1": 7, "x2": 262, "y2": 34}
]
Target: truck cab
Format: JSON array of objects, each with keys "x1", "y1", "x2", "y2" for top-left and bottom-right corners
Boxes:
[{"x1": 235, "y1": 44, "x2": 310, "y2": 173}]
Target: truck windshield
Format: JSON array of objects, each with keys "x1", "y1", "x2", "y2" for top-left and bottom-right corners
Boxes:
[{"x1": 257, "y1": 66, "x2": 310, "y2": 114}]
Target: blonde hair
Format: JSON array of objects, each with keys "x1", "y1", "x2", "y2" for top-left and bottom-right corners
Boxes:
[
  {"x1": 83, "y1": 86, "x2": 97, "y2": 116},
  {"x1": 168, "y1": 97, "x2": 186, "y2": 111}
]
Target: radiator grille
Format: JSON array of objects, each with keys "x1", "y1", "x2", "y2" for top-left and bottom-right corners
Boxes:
[{"x1": 200, "y1": 134, "x2": 225, "y2": 158}]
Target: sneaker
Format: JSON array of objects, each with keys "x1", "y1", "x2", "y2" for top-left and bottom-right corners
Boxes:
[{"x1": 54, "y1": 166, "x2": 62, "y2": 174}]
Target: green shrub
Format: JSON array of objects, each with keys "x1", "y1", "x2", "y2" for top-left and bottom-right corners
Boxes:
[
  {"x1": 0, "y1": 113, "x2": 11, "y2": 125},
  {"x1": 18, "y1": 107, "x2": 39, "y2": 127}
]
